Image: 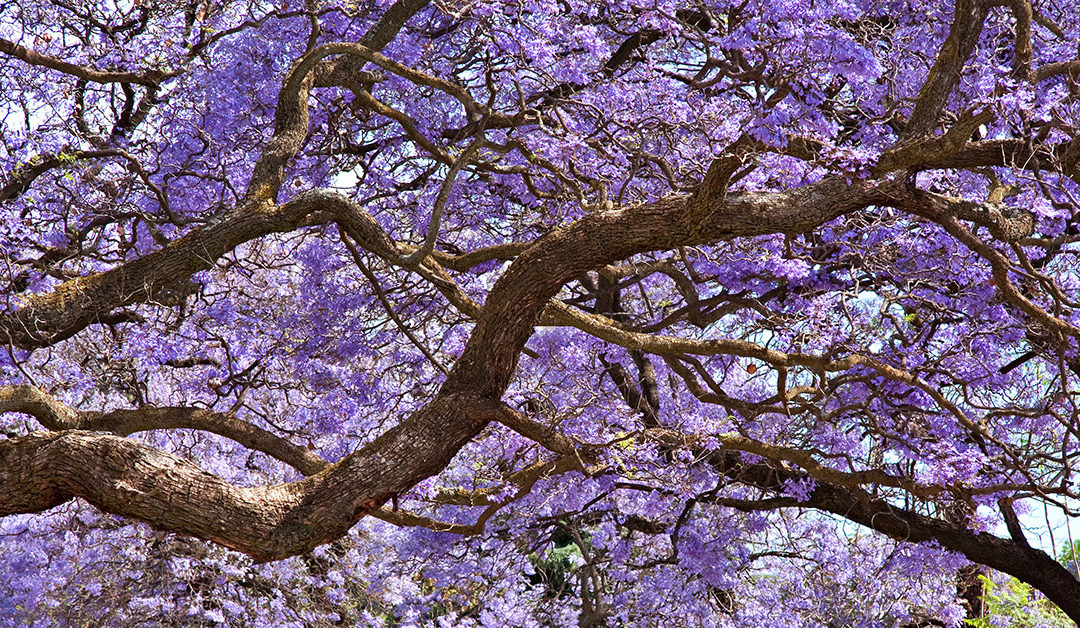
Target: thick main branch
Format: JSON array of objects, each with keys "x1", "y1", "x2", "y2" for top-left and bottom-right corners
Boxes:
[{"x1": 0, "y1": 394, "x2": 500, "y2": 561}]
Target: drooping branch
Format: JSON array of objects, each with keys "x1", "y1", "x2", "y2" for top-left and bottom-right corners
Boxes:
[
  {"x1": 89, "y1": 408, "x2": 330, "y2": 477},
  {"x1": 373, "y1": 453, "x2": 594, "y2": 535},
  {"x1": 342, "y1": 235, "x2": 450, "y2": 375},
  {"x1": 894, "y1": 188, "x2": 1080, "y2": 344},
  {"x1": 803, "y1": 479, "x2": 1080, "y2": 621},
  {"x1": 617, "y1": 429, "x2": 1080, "y2": 622},
  {"x1": 491, "y1": 409, "x2": 1080, "y2": 621},
  {"x1": 0, "y1": 148, "x2": 173, "y2": 218}
]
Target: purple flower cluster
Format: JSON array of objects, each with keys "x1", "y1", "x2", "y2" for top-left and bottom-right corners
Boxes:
[{"x1": 3, "y1": 0, "x2": 1080, "y2": 625}]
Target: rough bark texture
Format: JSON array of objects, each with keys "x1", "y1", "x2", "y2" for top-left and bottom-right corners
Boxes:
[
  {"x1": 4, "y1": 0, "x2": 1080, "y2": 621},
  {"x1": 0, "y1": 178, "x2": 894, "y2": 556}
]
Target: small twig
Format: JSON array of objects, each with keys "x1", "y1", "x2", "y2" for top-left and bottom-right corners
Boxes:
[{"x1": 341, "y1": 233, "x2": 450, "y2": 375}]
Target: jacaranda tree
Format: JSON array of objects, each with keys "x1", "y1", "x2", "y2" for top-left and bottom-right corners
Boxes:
[{"x1": 2, "y1": 0, "x2": 1080, "y2": 625}]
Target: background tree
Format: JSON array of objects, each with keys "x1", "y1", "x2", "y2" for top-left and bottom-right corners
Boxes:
[{"x1": 2, "y1": 0, "x2": 1080, "y2": 625}]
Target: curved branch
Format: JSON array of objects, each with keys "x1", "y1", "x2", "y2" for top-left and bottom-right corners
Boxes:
[
  {"x1": 0, "y1": 148, "x2": 168, "y2": 211},
  {"x1": 803, "y1": 476, "x2": 1080, "y2": 621},
  {"x1": 903, "y1": 0, "x2": 990, "y2": 138},
  {"x1": 0, "y1": 189, "x2": 397, "y2": 349},
  {"x1": 2, "y1": 172, "x2": 899, "y2": 562},
  {"x1": 2, "y1": 173, "x2": 892, "y2": 352},
  {"x1": 631, "y1": 428, "x2": 1080, "y2": 621},
  {"x1": 0, "y1": 394, "x2": 503, "y2": 561},
  {"x1": 312, "y1": 0, "x2": 430, "y2": 90},
  {"x1": 0, "y1": 385, "x2": 328, "y2": 476},
  {"x1": 895, "y1": 188, "x2": 1080, "y2": 342},
  {"x1": 0, "y1": 37, "x2": 175, "y2": 86},
  {"x1": 0, "y1": 385, "x2": 78, "y2": 427},
  {"x1": 85, "y1": 408, "x2": 330, "y2": 477},
  {"x1": 245, "y1": 0, "x2": 430, "y2": 202},
  {"x1": 397, "y1": 135, "x2": 487, "y2": 266},
  {"x1": 444, "y1": 175, "x2": 897, "y2": 398}
]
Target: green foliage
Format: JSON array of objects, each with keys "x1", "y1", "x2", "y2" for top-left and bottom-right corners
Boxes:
[
  {"x1": 528, "y1": 533, "x2": 582, "y2": 600},
  {"x1": 1057, "y1": 539, "x2": 1080, "y2": 570},
  {"x1": 967, "y1": 574, "x2": 1072, "y2": 628}
]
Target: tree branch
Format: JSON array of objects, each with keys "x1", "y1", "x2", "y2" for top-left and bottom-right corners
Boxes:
[
  {"x1": 0, "y1": 385, "x2": 328, "y2": 476},
  {"x1": 903, "y1": 0, "x2": 990, "y2": 138},
  {"x1": 0, "y1": 394, "x2": 503, "y2": 561},
  {"x1": 0, "y1": 37, "x2": 175, "y2": 86}
]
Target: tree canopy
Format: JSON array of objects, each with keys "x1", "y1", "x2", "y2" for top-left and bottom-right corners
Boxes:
[{"x1": 2, "y1": 0, "x2": 1080, "y2": 625}]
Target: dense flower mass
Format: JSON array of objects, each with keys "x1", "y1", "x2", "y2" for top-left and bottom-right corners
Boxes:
[{"x1": 2, "y1": 0, "x2": 1080, "y2": 625}]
